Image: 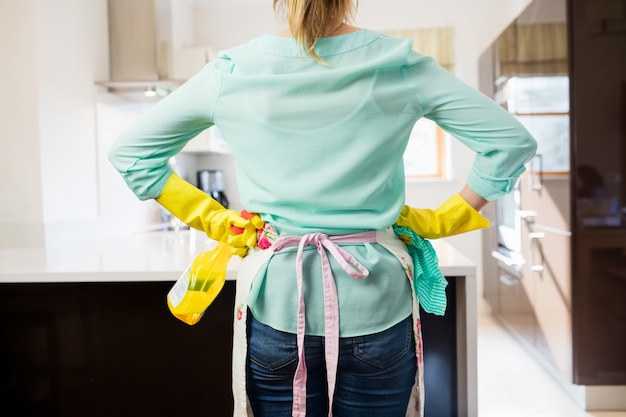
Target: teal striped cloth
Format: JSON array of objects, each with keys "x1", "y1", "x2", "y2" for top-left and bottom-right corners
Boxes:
[{"x1": 393, "y1": 225, "x2": 448, "y2": 316}]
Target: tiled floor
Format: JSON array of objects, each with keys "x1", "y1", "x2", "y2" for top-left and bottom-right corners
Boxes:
[{"x1": 477, "y1": 313, "x2": 626, "y2": 417}]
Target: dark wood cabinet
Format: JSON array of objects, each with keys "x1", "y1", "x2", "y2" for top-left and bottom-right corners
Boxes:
[
  {"x1": 569, "y1": 0, "x2": 626, "y2": 386},
  {"x1": 0, "y1": 278, "x2": 470, "y2": 417},
  {"x1": 574, "y1": 231, "x2": 626, "y2": 384},
  {"x1": 0, "y1": 282, "x2": 236, "y2": 417}
]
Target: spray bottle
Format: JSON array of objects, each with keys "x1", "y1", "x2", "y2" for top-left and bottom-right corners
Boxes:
[{"x1": 167, "y1": 210, "x2": 258, "y2": 325}]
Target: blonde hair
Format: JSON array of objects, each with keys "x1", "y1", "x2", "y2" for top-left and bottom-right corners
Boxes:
[{"x1": 274, "y1": 0, "x2": 356, "y2": 62}]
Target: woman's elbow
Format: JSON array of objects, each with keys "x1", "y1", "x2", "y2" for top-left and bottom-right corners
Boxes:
[
  {"x1": 107, "y1": 141, "x2": 130, "y2": 175},
  {"x1": 518, "y1": 127, "x2": 539, "y2": 162}
]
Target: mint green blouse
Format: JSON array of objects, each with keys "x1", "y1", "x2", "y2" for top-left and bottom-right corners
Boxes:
[{"x1": 109, "y1": 29, "x2": 537, "y2": 336}]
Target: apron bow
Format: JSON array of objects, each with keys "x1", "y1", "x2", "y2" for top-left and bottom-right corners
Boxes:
[{"x1": 272, "y1": 231, "x2": 376, "y2": 417}]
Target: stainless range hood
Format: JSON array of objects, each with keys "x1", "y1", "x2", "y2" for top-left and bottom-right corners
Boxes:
[{"x1": 96, "y1": 0, "x2": 187, "y2": 94}]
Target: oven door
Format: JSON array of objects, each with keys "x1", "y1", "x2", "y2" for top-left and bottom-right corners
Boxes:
[
  {"x1": 492, "y1": 179, "x2": 527, "y2": 275},
  {"x1": 496, "y1": 180, "x2": 522, "y2": 254},
  {"x1": 491, "y1": 245, "x2": 525, "y2": 277}
]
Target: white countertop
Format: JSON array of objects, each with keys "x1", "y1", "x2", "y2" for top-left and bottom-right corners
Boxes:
[{"x1": 0, "y1": 229, "x2": 475, "y2": 283}]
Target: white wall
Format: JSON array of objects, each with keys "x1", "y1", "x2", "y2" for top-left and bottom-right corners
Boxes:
[
  {"x1": 0, "y1": 0, "x2": 46, "y2": 247},
  {"x1": 36, "y1": 0, "x2": 108, "y2": 226},
  {"x1": 1, "y1": 0, "x2": 109, "y2": 247},
  {"x1": 94, "y1": 91, "x2": 165, "y2": 232}
]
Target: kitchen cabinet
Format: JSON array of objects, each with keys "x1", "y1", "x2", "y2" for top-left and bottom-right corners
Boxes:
[
  {"x1": 496, "y1": 259, "x2": 537, "y2": 345},
  {"x1": 575, "y1": 230, "x2": 626, "y2": 385},
  {"x1": 518, "y1": 173, "x2": 573, "y2": 380},
  {"x1": 0, "y1": 281, "x2": 236, "y2": 417},
  {"x1": 0, "y1": 279, "x2": 475, "y2": 417},
  {"x1": 531, "y1": 228, "x2": 572, "y2": 380},
  {"x1": 520, "y1": 175, "x2": 571, "y2": 233},
  {"x1": 0, "y1": 285, "x2": 91, "y2": 416},
  {"x1": 481, "y1": 0, "x2": 626, "y2": 407},
  {"x1": 491, "y1": 209, "x2": 573, "y2": 374}
]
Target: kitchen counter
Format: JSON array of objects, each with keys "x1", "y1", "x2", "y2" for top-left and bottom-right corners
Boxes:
[
  {"x1": 0, "y1": 229, "x2": 236, "y2": 283},
  {"x1": 0, "y1": 228, "x2": 475, "y2": 283},
  {"x1": 0, "y1": 229, "x2": 477, "y2": 417}
]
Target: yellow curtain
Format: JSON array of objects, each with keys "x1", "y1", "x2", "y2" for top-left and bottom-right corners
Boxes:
[
  {"x1": 382, "y1": 28, "x2": 455, "y2": 72},
  {"x1": 497, "y1": 22, "x2": 568, "y2": 76}
]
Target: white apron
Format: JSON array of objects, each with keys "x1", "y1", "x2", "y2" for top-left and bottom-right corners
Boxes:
[{"x1": 231, "y1": 226, "x2": 425, "y2": 417}]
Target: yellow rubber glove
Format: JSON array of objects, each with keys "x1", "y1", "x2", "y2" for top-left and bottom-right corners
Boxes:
[
  {"x1": 395, "y1": 193, "x2": 490, "y2": 239},
  {"x1": 156, "y1": 173, "x2": 264, "y2": 256}
]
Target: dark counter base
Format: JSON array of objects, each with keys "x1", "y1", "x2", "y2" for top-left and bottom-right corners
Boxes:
[
  {"x1": 0, "y1": 279, "x2": 460, "y2": 417},
  {"x1": 0, "y1": 281, "x2": 235, "y2": 417}
]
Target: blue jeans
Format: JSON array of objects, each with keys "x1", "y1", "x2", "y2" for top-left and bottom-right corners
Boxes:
[{"x1": 246, "y1": 313, "x2": 416, "y2": 417}]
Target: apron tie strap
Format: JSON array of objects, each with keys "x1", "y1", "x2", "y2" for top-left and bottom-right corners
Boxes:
[{"x1": 272, "y1": 231, "x2": 376, "y2": 417}]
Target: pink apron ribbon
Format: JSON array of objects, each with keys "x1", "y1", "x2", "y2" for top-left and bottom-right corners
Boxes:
[{"x1": 272, "y1": 231, "x2": 377, "y2": 417}]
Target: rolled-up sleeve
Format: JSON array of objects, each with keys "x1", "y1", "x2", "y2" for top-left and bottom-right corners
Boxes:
[
  {"x1": 107, "y1": 63, "x2": 223, "y2": 200},
  {"x1": 404, "y1": 55, "x2": 538, "y2": 200}
]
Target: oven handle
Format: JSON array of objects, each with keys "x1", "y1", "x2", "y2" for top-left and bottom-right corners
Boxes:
[
  {"x1": 491, "y1": 250, "x2": 525, "y2": 267},
  {"x1": 499, "y1": 273, "x2": 520, "y2": 286},
  {"x1": 517, "y1": 209, "x2": 537, "y2": 223},
  {"x1": 528, "y1": 232, "x2": 545, "y2": 272}
]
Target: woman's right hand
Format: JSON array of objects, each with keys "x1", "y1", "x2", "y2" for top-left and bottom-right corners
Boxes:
[{"x1": 156, "y1": 173, "x2": 264, "y2": 256}]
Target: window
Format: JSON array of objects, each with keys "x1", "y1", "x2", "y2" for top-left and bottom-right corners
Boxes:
[
  {"x1": 498, "y1": 76, "x2": 570, "y2": 173},
  {"x1": 403, "y1": 118, "x2": 447, "y2": 178}
]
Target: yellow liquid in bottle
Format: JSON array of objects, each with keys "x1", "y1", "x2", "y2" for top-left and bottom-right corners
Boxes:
[
  {"x1": 167, "y1": 286, "x2": 225, "y2": 325},
  {"x1": 167, "y1": 242, "x2": 232, "y2": 325}
]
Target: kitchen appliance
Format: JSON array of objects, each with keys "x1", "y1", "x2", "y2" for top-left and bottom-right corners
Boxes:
[
  {"x1": 197, "y1": 170, "x2": 229, "y2": 208},
  {"x1": 490, "y1": 178, "x2": 526, "y2": 281}
]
